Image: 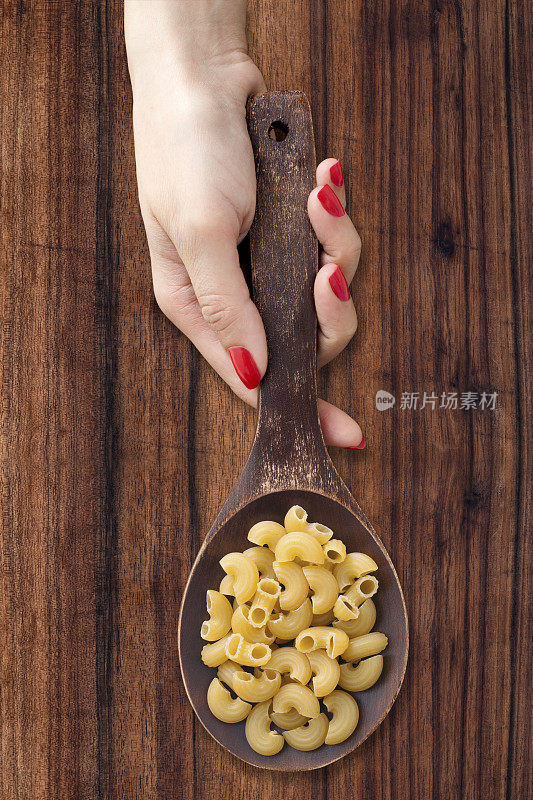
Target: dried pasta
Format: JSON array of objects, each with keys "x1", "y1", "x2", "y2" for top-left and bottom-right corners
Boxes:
[{"x1": 200, "y1": 506, "x2": 388, "y2": 758}]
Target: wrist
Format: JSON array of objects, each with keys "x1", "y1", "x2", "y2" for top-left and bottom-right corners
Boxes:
[{"x1": 125, "y1": 0, "x2": 261, "y2": 99}]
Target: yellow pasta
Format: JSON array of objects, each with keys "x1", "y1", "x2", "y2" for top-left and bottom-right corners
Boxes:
[
  {"x1": 304, "y1": 522, "x2": 334, "y2": 545},
  {"x1": 247, "y1": 521, "x2": 286, "y2": 551},
  {"x1": 275, "y1": 531, "x2": 325, "y2": 565},
  {"x1": 202, "y1": 505, "x2": 388, "y2": 759},
  {"x1": 302, "y1": 565, "x2": 339, "y2": 614},
  {"x1": 207, "y1": 678, "x2": 251, "y2": 723},
  {"x1": 249, "y1": 578, "x2": 281, "y2": 628},
  {"x1": 219, "y1": 574, "x2": 235, "y2": 596},
  {"x1": 295, "y1": 626, "x2": 349, "y2": 659},
  {"x1": 307, "y1": 650, "x2": 341, "y2": 697},
  {"x1": 270, "y1": 708, "x2": 308, "y2": 730},
  {"x1": 272, "y1": 683, "x2": 320, "y2": 718},
  {"x1": 323, "y1": 538, "x2": 347, "y2": 565},
  {"x1": 225, "y1": 633, "x2": 272, "y2": 667},
  {"x1": 216, "y1": 659, "x2": 243, "y2": 689},
  {"x1": 333, "y1": 598, "x2": 376, "y2": 638},
  {"x1": 267, "y1": 598, "x2": 313, "y2": 640},
  {"x1": 273, "y1": 561, "x2": 308, "y2": 611},
  {"x1": 219, "y1": 552, "x2": 259, "y2": 605},
  {"x1": 232, "y1": 668, "x2": 281, "y2": 703},
  {"x1": 245, "y1": 701, "x2": 285, "y2": 755},
  {"x1": 243, "y1": 546, "x2": 276, "y2": 579},
  {"x1": 338, "y1": 655, "x2": 384, "y2": 692},
  {"x1": 334, "y1": 552, "x2": 378, "y2": 591},
  {"x1": 231, "y1": 604, "x2": 275, "y2": 645},
  {"x1": 333, "y1": 594, "x2": 360, "y2": 622},
  {"x1": 201, "y1": 590, "x2": 233, "y2": 641},
  {"x1": 201, "y1": 634, "x2": 233, "y2": 668},
  {"x1": 284, "y1": 505, "x2": 308, "y2": 531},
  {"x1": 266, "y1": 646, "x2": 312, "y2": 685},
  {"x1": 283, "y1": 714, "x2": 329, "y2": 751},
  {"x1": 343, "y1": 575, "x2": 379, "y2": 606},
  {"x1": 323, "y1": 690, "x2": 359, "y2": 744},
  {"x1": 342, "y1": 632, "x2": 388, "y2": 663},
  {"x1": 312, "y1": 608, "x2": 335, "y2": 627}
]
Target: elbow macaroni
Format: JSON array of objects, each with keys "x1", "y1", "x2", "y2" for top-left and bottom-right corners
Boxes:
[
  {"x1": 207, "y1": 678, "x2": 251, "y2": 723},
  {"x1": 201, "y1": 590, "x2": 233, "y2": 641},
  {"x1": 343, "y1": 575, "x2": 379, "y2": 606},
  {"x1": 323, "y1": 690, "x2": 359, "y2": 745},
  {"x1": 274, "y1": 532, "x2": 325, "y2": 565},
  {"x1": 342, "y1": 632, "x2": 388, "y2": 663},
  {"x1": 273, "y1": 561, "x2": 308, "y2": 611},
  {"x1": 307, "y1": 650, "x2": 340, "y2": 697},
  {"x1": 219, "y1": 574, "x2": 235, "y2": 596},
  {"x1": 270, "y1": 708, "x2": 308, "y2": 730},
  {"x1": 249, "y1": 578, "x2": 281, "y2": 628},
  {"x1": 219, "y1": 553, "x2": 259, "y2": 605},
  {"x1": 284, "y1": 505, "x2": 308, "y2": 532},
  {"x1": 305, "y1": 522, "x2": 333, "y2": 545},
  {"x1": 267, "y1": 599, "x2": 313, "y2": 640},
  {"x1": 272, "y1": 683, "x2": 320, "y2": 719},
  {"x1": 338, "y1": 655, "x2": 384, "y2": 692},
  {"x1": 302, "y1": 566, "x2": 339, "y2": 614},
  {"x1": 334, "y1": 552, "x2": 378, "y2": 591},
  {"x1": 201, "y1": 506, "x2": 388, "y2": 757},
  {"x1": 283, "y1": 714, "x2": 329, "y2": 751},
  {"x1": 243, "y1": 546, "x2": 276, "y2": 579},
  {"x1": 231, "y1": 604, "x2": 275, "y2": 645},
  {"x1": 232, "y1": 668, "x2": 281, "y2": 702},
  {"x1": 247, "y1": 520, "x2": 286, "y2": 551},
  {"x1": 225, "y1": 633, "x2": 272, "y2": 667},
  {"x1": 295, "y1": 626, "x2": 350, "y2": 659},
  {"x1": 312, "y1": 608, "x2": 335, "y2": 626},
  {"x1": 323, "y1": 538, "x2": 347, "y2": 565},
  {"x1": 333, "y1": 598, "x2": 377, "y2": 638},
  {"x1": 245, "y1": 701, "x2": 285, "y2": 755},
  {"x1": 267, "y1": 646, "x2": 312, "y2": 685}
]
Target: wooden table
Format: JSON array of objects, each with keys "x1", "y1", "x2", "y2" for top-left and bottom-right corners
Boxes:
[{"x1": 1, "y1": 2, "x2": 530, "y2": 798}]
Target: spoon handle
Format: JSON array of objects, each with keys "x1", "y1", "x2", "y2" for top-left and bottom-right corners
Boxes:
[{"x1": 247, "y1": 92, "x2": 329, "y2": 483}]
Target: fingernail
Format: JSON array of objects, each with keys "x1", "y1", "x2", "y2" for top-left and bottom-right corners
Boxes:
[
  {"x1": 329, "y1": 266, "x2": 351, "y2": 301},
  {"x1": 330, "y1": 160, "x2": 344, "y2": 187},
  {"x1": 317, "y1": 184, "x2": 345, "y2": 217},
  {"x1": 229, "y1": 347, "x2": 261, "y2": 390},
  {"x1": 348, "y1": 437, "x2": 366, "y2": 450}
]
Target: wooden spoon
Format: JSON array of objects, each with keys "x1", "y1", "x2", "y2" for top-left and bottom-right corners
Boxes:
[{"x1": 178, "y1": 91, "x2": 408, "y2": 770}]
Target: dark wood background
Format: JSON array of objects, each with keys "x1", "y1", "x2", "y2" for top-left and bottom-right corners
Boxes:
[{"x1": 1, "y1": 1, "x2": 530, "y2": 798}]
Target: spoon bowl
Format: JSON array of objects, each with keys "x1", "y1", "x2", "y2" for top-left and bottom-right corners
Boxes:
[
  {"x1": 180, "y1": 489, "x2": 407, "y2": 770},
  {"x1": 178, "y1": 92, "x2": 408, "y2": 770}
]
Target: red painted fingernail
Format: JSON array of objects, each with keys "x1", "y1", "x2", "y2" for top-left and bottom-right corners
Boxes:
[
  {"x1": 329, "y1": 266, "x2": 351, "y2": 301},
  {"x1": 317, "y1": 184, "x2": 345, "y2": 217},
  {"x1": 330, "y1": 160, "x2": 344, "y2": 187},
  {"x1": 348, "y1": 437, "x2": 366, "y2": 450},
  {"x1": 229, "y1": 347, "x2": 261, "y2": 390}
]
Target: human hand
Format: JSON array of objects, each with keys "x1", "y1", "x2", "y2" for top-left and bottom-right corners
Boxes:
[{"x1": 125, "y1": 1, "x2": 365, "y2": 449}]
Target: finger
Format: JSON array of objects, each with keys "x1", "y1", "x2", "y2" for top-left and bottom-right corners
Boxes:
[
  {"x1": 318, "y1": 399, "x2": 365, "y2": 449},
  {"x1": 181, "y1": 220, "x2": 268, "y2": 390},
  {"x1": 148, "y1": 225, "x2": 365, "y2": 450},
  {"x1": 153, "y1": 257, "x2": 365, "y2": 450},
  {"x1": 315, "y1": 262, "x2": 358, "y2": 368},
  {"x1": 307, "y1": 186, "x2": 361, "y2": 283},
  {"x1": 152, "y1": 254, "x2": 262, "y2": 405},
  {"x1": 316, "y1": 158, "x2": 346, "y2": 207}
]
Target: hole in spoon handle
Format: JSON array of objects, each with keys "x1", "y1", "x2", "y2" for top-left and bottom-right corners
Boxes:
[{"x1": 247, "y1": 92, "x2": 325, "y2": 461}]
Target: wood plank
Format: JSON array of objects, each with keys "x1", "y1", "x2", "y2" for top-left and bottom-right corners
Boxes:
[{"x1": 0, "y1": 0, "x2": 530, "y2": 798}]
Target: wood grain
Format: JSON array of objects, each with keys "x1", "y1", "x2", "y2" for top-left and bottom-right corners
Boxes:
[{"x1": 0, "y1": 1, "x2": 530, "y2": 798}]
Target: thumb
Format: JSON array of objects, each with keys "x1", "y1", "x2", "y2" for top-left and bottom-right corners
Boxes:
[{"x1": 184, "y1": 225, "x2": 267, "y2": 390}]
